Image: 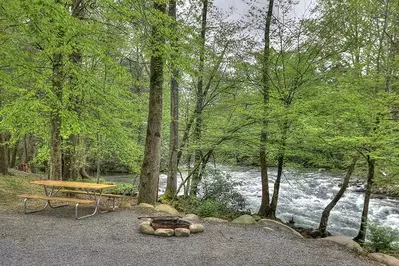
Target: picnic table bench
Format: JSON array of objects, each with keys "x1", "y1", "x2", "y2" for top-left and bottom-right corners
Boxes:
[
  {"x1": 18, "y1": 180, "x2": 117, "y2": 219},
  {"x1": 59, "y1": 189, "x2": 122, "y2": 209}
]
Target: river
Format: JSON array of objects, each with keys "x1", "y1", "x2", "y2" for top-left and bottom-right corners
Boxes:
[{"x1": 103, "y1": 166, "x2": 399, "y2": 237}]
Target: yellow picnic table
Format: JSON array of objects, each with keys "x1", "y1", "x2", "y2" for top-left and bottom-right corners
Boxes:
[{"x1": 18, "y1": 180, "x2": 117, "y2": 219}]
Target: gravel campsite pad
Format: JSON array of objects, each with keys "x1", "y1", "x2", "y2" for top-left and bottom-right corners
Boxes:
[{"x1": 0, "y1": 209, "x2": 379, "y2": 266}]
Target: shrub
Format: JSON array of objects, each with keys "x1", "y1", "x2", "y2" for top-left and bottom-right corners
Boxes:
[
  {"x1": 196, "y1": 168, "x2": 249, "y2": 219},
  {"x1": 173, "y1": 196, "x2": 200, "y2": 214},
  {"x1": 196, "y1": 199, "x2": 224, "y2": 217},
  {"x1": 173, "y1": 168, "x2": 249, "y2": 219},
  {"x1": 105, "y1": 183, "x2": 135, "y2": 195},
  {"x1": 367, "y1": 221, "x2": 399, "y2": 252},
  {"x1": 199, "y1": 168, "x2": 248, "y2": 213}
]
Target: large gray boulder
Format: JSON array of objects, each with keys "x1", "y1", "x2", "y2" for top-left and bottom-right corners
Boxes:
[
  {"x1": 155, "y1": 204, "x2": 180, "y2": 215},
  {"x1": 369, "y1": 253, "x2": 399, "y2": 266},
  {"x1": 203, "y1": 217, "x2": 229, "y2": 223},
  {"x1": 322, "y1": 236, "x2": 363, "y2": 253},
  {"x1": 231, "y1": 215, "x2": 257, "y2": 224},
  {"x1": 258, "y1": 219, "x2": 303, "y2": 239},
  {"x1": 154, "y1": 229, "x2": 174, "y2": 237}
]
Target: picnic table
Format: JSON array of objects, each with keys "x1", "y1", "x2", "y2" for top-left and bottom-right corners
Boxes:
[{"x1": 18, "y1": 180, "x2": 119, "y2": 219}]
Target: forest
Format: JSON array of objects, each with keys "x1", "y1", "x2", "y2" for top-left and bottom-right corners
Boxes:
[{"x1": 1, "y1": 0, "x2": 399, "y2": 245}]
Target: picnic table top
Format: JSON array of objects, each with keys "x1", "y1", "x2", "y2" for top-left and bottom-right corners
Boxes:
[{"x1": 31, "y1": 180, "x2": 117, "y2": 190}]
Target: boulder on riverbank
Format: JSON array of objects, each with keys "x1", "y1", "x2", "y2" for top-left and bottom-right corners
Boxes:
[
  {"x1": 369, "y1": 253, "x2": 399, "y2": 266},
  {"x1": 231, "y1": 215, "x2": 257, "y2": 224},
  {"x1": 258, "y1": 219, "x2": 304, "y2": 239},
  {"x1": 321, "y1": 236, "x2": 363, "y2": 253}
]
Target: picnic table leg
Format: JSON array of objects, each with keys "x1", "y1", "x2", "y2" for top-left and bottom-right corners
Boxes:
[
  {"x1": 44, "y1": 185, "x2": 68, "y2": 209},
  {"x1": 23, "y1": 198, "x2": 49, "y2": 214},
  {"x1": 75, "y1": 189, "x2": 102, "y2": 219},
  {"x1": 97, "y1": 189, "x2": 114, "y2": 213}
]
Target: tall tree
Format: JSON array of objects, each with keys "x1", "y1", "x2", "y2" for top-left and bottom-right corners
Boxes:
[
  {"x1": 190, "y1": 0, "x2": 209, "y2": 196},
  {"x1": 138, "y1": 1, "x2": 167, "y2": 204},
  {"x1": 258, "y1": 0, "x2": 274, "y2": 217},
  {"x1": 165, "y1": 0, "x2": 179, "y2": 198},
  {"x1": 62, "y1": 0, "x2": 86, "y2": 180},
  {"x1": 50, "y1": 26, "x2": 64, "y2": 180}
]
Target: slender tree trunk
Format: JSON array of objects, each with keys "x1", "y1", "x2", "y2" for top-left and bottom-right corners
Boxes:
[
  {"x1": 9, "y1": 143, "x2": 17, "y2": 168},
  {"x1": 50, "y1": 50, "x2": 63, "y2": 180},
  {"x1": 354, "y1": 156, "x2": 375, "y2": 243},
  {"x1": 165, "y1": 0, "x2": 179, "y2": 198},
  {"x1": 62, "y1": 0, "x2": 85, "y2": 181},
  {"x1": 62, "y1": 135, "x2": 79, "y2": 180},
  {"x1": 0, "y1": 133, "x2": 8, "y2": 175},
  {"x1": 268, "y1": 119, "x2": 289, "y2": 218},
  {"x1": 268, "y1": 155, "x2": 284, "y2": 218},
  {"x1": 50, "y1": 111, "x2": 62, "y2": 180},
  {"x1": 49, "y1": 0, "x2": 66, "y2": 180},
  {"x1": 26, "y1": 134, "x2": 37, "y2": 173},
  {"x1": 258, "y1": 0, "x2": 274, "y2": 217},
  {"x1": 184, "y1": 154, "x2": 192, "y2": 196},
  {"x1": 138, "y1": 1, "x2": 166, "y2": 204},
  {"x1": 190, "y1": 0, "x2": 208, "y2": 196},
  {"x1": 319, "y1": 156, "x2": 359, "y2": 237},
  {"x1": 96, "y1": 158, "x2": 101, "y2": 183}
]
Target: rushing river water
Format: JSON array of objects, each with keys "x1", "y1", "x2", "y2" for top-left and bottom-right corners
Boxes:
[{"x1": 104, "y1": 166, "x2": 399, "y2": 237}]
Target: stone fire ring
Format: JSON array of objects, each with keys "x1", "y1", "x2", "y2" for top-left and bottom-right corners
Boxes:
[{"x1": 138, "y1": 216, "x2": 205, "y2": 237}]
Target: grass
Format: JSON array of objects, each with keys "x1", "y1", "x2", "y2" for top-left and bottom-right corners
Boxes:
[{"x1": 0, "y1": 172, "x2": 43, "y2": 211}]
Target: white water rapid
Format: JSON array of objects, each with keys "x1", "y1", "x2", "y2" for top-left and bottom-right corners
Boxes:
[{"x1": 159, "y1": 166, "x2": 399, "y2": 237}]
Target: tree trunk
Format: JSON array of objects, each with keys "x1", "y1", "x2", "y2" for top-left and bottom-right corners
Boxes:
[
  {"x1": 62, "y1": 0, "x2": 85, "y2": 181},
  {"x1": 268, "y1": 154, "x2": 284, "y2": 218},
  {"x1": 9, "y1": 143, "x2": 17, "y2": 168},
  {"x1": 165, "y1": 0, "x2": 179, "y2": 199},
  {"x1": 190, "y1": 0, "x2": 208, "y2": 197},
  {"x1": 79, "y1": 165, "x2": 90, "y2": 179},
  {"x1": 354, "y1": 156, "x2": 375, "y2": 243},
  {"x1": 138, "y1": 1, "x2": 166, "y2": 204},
  {"x1": 25, "y1": 134, "x2": 37, "y2": 173},
  {"x1": 49, "y1": 0, "x2": 67, "y2": 180},
  {"x1": 268, "y1": 119, "x2": 288, "y2": 218},
  {"x1": 0, "y1": 133, "x2": 8, "y2": 175},
  {"x1": 62, "y1": 135, "x2": 79, "y2": 180},
  {"x1": 258, "y1": 0, "x2": 274, "y2": 217},
  {"x1": 319, "y1": 156, "x2": 359, "y2": 237},
  {"x1": 50, "y1": 113, "x2": 62, "y2": 180}
]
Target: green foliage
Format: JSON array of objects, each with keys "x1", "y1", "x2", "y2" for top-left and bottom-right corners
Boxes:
[
  {"x1": 172, "y1": 196, "x2": 200, "y2": 214},
  {"x1": 196, "y1": 199, "x2": 225, "y2": 217},
  {"x1": 173, "y1": 168, "x2": 249, "y2": 219},
  {"x1": 199, "y1": 168, "x2": 248, "y2": 213},
  {"x1": 77, "y1": 178, "x2": 134, "y2": 195},
  {"x1": 366, "y1": 221, "x2": 399, "y2": 252},
  {"x1": 105, "y1": 183, "x2": 135, "y2": 196}
]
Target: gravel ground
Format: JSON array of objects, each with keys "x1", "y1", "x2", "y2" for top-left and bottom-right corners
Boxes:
[{"x1": 0, "y1": 207, "x2": 380, "y2": 266}]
